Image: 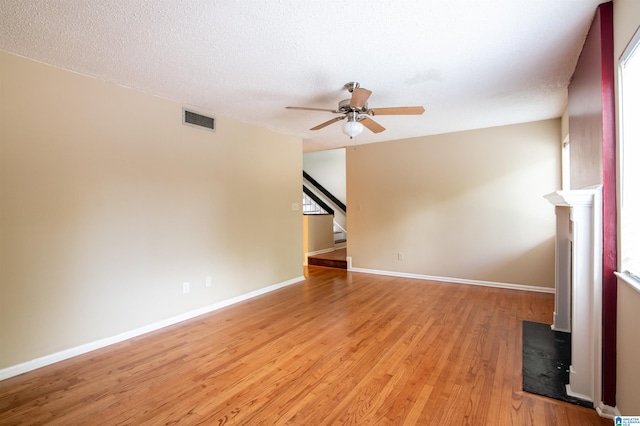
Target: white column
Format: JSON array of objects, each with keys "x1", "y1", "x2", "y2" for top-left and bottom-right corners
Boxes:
[{"x1": 544, "y1": 186, "x2": 602, "y2": 404}]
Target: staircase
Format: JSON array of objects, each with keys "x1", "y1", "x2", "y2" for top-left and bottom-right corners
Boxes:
[
  {"x1": 307, "y1": 248, "x2": 347, "y2": 269},
  {"x1": 333, "y1": 223, "x2": 346, "y2": 248},
  {"x1": 302, "y1": 191, "x2": 329, "y2": 215},
  {"x1": 303, "y1": 171, "x2": 347, "y2": 269}
]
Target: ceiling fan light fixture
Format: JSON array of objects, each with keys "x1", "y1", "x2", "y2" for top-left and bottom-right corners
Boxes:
[{"x1": 342, "y1": 118, "x2": 364, "y2": 139}]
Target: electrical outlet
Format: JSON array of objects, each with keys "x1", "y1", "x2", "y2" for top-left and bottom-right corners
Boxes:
[
  {"x1": 183, "y1": 282, "x2": 190, "y2": 294},
  {"x1": 398, "y1": 252, "x2": 404, "y2": 261},
  {"x1": 205, "y1": 276, "x2": 212, "y2": 288}
]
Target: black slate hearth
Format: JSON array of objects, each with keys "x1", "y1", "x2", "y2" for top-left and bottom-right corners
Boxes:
[{"x1": 522, "y1": 321, "x2": 592, "y2": 408}]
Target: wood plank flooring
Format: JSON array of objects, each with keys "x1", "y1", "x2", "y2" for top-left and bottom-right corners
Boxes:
[
  {"x1": 307, "y1": 248, "x2": 348, "y2": 269},
  {"x1": 0, "y1": 267, "x2": 611, "y2": 425}
]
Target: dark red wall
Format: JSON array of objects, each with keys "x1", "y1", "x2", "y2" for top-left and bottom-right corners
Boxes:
[{"x1": 567, "y1": 1, "x2": 616, "y2": 406}]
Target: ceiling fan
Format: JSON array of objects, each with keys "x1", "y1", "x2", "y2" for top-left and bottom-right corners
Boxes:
[{"x1": 286, "y1": 82, "x2": 425, "y2": 138}]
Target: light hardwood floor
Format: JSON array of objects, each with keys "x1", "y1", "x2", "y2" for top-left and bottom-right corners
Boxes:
[{"x1": 0, "y1": 267, "x2": 611, "y2": 425}]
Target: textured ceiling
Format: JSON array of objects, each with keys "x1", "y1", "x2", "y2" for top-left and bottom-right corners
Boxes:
[{"x1": 0, "y1": 1, "x2": 604, "y2": 152}]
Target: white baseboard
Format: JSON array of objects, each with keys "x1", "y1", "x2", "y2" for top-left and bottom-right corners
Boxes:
[
  {"x1": 596, "y1": 402, "x2": 620, "y2": 419},
  {"x1": 0, "y1": 275, "x2": 305, "y2": 381},
  {"x1": 307, "y1": 248, "x2": 336, "y2": 256},
  {"x1": 347, "y1": 266, "x2": 555, "y2": 294}
]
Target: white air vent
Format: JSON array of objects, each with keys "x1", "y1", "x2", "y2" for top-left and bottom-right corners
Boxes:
[{"x1": 183, "y1": 108, "x2": 215, "y2": 132}]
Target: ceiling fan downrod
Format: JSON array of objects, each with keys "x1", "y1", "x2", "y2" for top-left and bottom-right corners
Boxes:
[{"x1": 345, "y1": 81, "x2": 360, "y2": 93}]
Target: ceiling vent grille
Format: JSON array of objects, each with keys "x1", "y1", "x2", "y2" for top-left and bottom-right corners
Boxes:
[{"x1": 183, "y1": 108, "x2": 215, "y2": 132}]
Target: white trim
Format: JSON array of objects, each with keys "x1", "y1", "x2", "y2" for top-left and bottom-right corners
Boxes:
[
  {"x1": 307, "y1": 248, "x2": 336, "y2": 256},
  {"x1": 620, "y1": 23, "x2": 640, "y2": 66},
  {"x1": 619, "y1": 26, "x2": 640, "y2": 290},
  {"x1": 566, "y1": 383, "x2": 593, "y2": 403},
  {"x1": 615, "y1": 271, "x2": 640, "y2": 294},
  {"x1": 595, "y1": 402, "x2": 620, "y2": 419},
  {"x1": 543, "y1": 185, "x2": 603, "y2": 207},
  {"x1": 0, "y1": 275, "x2": 305, "y2": 381},
  {"x1": 545, "y1": 186, "x2": 603, "y2": 405},
  {"x1": 347, "y1": 266, "x2": 555, "y2": 294}
]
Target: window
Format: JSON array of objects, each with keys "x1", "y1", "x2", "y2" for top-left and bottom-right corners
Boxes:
[{"x1": 619, "y1": 28, "x2": 640, "y2": 279}]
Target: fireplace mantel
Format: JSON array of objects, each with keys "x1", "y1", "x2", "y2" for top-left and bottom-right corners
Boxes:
[
  {"x1": 544, "y1": 186, "x2": 602, "y2": 404},
  {"x1": 544, "y1": 188, "x2": 603, "y2": 208}
]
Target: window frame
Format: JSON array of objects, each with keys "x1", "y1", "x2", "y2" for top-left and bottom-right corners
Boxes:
[{"x1": 617, "y1": 25, "x2": 640, "y2": 287}]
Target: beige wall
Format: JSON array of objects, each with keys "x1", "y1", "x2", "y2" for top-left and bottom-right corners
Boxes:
[
  {"x1": 614, "y1": 0, "x2": 640, "y2": 415},
  {"x1": 0, "y1": 51, "x2": 303, "y2": 369},
  {"x1": 347, "y1": 119, "x2": 560, "y2": 288},
  {"x1": 303, "y1": 149, "x2": 346, "y2": 204},
  {"x1": 568, "y1": 12, "x2": 605, "y2": 191},
  {"x1": 303, "y1": 215, "x2": 334, "y2": 256}
]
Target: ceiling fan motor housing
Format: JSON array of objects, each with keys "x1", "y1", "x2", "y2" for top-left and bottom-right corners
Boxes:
[
  {"x1": 338, "y1": 99, "x2": 368, "y2": 114},
  {"x1": 286, "y1": 81, "x2": 423, "y2": 135}
]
